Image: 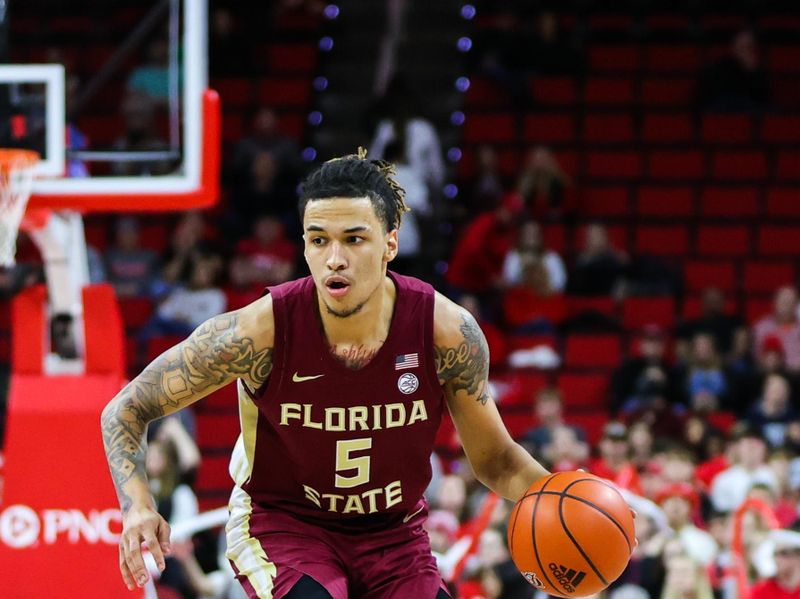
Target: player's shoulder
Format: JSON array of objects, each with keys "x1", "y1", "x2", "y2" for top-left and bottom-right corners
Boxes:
[{"x1": 432, "y1": 291, "x2": 482, "y2": 348}]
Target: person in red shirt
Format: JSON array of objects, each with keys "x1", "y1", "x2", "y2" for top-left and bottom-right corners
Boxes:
[
  {"x1": 588, "y1": 421, "x2": 642, "y2": 495},
  {"x1": 752, "y1": 530, "x2": 800, "y2": 599}
]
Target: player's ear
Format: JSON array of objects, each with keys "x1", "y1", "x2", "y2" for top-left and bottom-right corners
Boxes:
[{"x1": 384, "y1": 229, "x2": 398, "y2": 262}]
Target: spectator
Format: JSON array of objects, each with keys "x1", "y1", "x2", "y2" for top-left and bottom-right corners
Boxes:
[
  {"x1": 368, "y1": 74, "x2": 446, "y2": 192},
  {"x1": 676, "y1": 287, "x2": 745, "y2": 362},
  {"x1": 502, "y1": 220, "x2": 566, "y2": 292},
  {"x1": 754, "y1": 286, "x2": 800, "y2": 373},
  {"x1": 208, "y1": 7, "x2": 249, "y2": 77},
  {"x1": 541, "y1": 425, "x2": 590, "y2": 471},
  {"x1": 568, "y1": 223, "x2": 628, "y2": 296},
  {"x1": 446, "y1": 194, "x2": 522, "y2": 296},
  {"x1": 384, "y1": 141, "x2": 432, "y2": 279},
  {"x1": 628, "y1": 422, "x2": 655, "y2": 470},
  {"x1": 520, "y1": 388, "x2": 585, "y2": 453},
  {"x1": 127, "y1": 38, "x2": 171, "y2": 104},
  {"x1": 589, "y1": 421, "x2": 643, "y2": 494},
  {"x1": 466, "y1": 145, "x2": 505, "y2": 217},
  {"x1": 697, "y1": 29, "x2": 770, "y2": 112},
  {"x1": 655, "y1": 483, "x2": 718, "y2": 566},
  {"x1": 751, "y1": 530, "x2": 800, "y2": 599},
  {"x1": 161, "y1": 212, "x2": 218, "y2": 287},
  {"x1": 232, "y1": 214, "x2": 296, "y2": 289},
  {"x1": 112, "y1": 92, "x2": 173, "y2": 176},
  {"x1": 611, "y1": 324, "x2": 675, "y2": 415},
  {"x1": 674, "y1": 333, "x2": 730, "y2": 413},
  {"x1": 105, "y1": 216, "x2": 160, "y2": 298},
  {"x1": 660, "y1": 552, "x2": 715, "y2": 599},
  {"x1": 502, "y1": 254, "x2": 566, "y2": 332},
  {"x1": 749, "y1": 374, "x2": 797, "y2": 448},
  {"x1": 711, "y1": 424, "x2": 779, "y2": 513},
  {"x1": 514, "y1": 146, "x2": 574, "y2": 221}
]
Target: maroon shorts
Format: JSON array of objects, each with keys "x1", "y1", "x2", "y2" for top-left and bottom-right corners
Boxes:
[{"x1": 227, "y1": 502, "x2": 449, "y2": 599}]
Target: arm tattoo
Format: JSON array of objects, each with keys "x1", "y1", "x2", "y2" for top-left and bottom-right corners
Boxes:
[
  {"x1": 435, "y1": 313, "x2": 491, "y2": 405},
  {"x1": 101, "y1": 313, "x2": 273, "y2": 512}
]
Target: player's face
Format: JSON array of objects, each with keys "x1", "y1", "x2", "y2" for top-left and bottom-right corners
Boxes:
[{"x1": 303, "y1": 197, "x2": 398, "y2": 318}]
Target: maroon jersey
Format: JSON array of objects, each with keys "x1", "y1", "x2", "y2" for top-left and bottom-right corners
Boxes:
[{"x1": 228, "y1": 271, "x2": 445, "y2": 530}]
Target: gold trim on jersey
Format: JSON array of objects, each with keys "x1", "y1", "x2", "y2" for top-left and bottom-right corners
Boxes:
[
  {"x1": 230, "y1": 380, "x2": 259, "y2": 485},
  {"x1": 226, "y1": 486, "x2": 276, "y2": 599}
]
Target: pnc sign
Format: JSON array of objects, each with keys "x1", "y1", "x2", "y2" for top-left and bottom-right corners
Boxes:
[{"x1": 0, "y1": 504, "x2": 122, "y2": 549}]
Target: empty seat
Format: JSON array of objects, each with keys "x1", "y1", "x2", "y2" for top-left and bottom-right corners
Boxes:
[
  {"x1": 566, "y1": 411, "x2": 610, "y2": 445},
  {"x1": 118, "y1": 297, "x2": 154, "y2": 330},
  {"x1": 213, "y1": 78, "x2": 253, "y2": 108},
  {"x1": 585, "y1": 151, "x2": 642, "y2": 178},
  {"x1": 580, "y1": 186, "x2": 630, "y2": 217},
  {"x1": 640, "y1": 78, "x2": 694, "y2": 106},
  {"x1": 145, "y1": 335, "x2": 185, "y2": 363},
  {"x1": 463, "y1": 114, "x2": 515, "y2": 143},
  {"x1": 699, "y1": 187, "x2": 759, "y2": 218},
  {"x1": 265, "y1": 43, "x2": 318, "y2": 73},
  {"x1": 743, "y1": 261, "x2": 796, "y2": 294},
  {"x1": 775, "y1": 151, "x2": 800, "y2": 180},
  {"x1": 465, "y1": 77, "x2": 511, "y2": 107},
  {"x1": 696, "y1": 225, "x2": 750, "y2": 257},
  {"x1": 493, "y1": 371, "x2": 550, "y2": 407},
  {"x1": 765, "y1": 188, "x2": 800, "y2": 217},
  {"x1": 684, "y1": 261, "x2": 736, "y2": 292},
  {"x1": 222, "y1": 113, "x2": 244, "y2": 144},
  {"x1": 195, "y1": 455, "x2": 234, "y2": 494},
  {"x1": 635, "y1": 225, "x2": 689, "y2": 255},
  {"x1": 197, "y1": 413, "x2": 241, "y2": 450},
  {"x1": 523, "y1": 113, "x2": 576, "y2": 143},
  {"x1": 768, "y1": 47, "x2": 800, "y2": 72},
  {"x1": 556, "y1": 373, "x2": 610, "y2": 409},
  {"x1": 542, "y1": 224, "x2": 567, "y2": 254},
  {"x1": 530, "y1": 77, "x2": 578, "y2": 105},
  {"x1": 641, "y1": 114, "x2": 692, "y2": 143},
  {"x1": 636, "y1": 186, "x2": 694, "y2": 218},
  {"x1": 622, "y1": 297, "x2": 676, "y2": 330},
  {"x1": 583, "y1": 113, "x2": 635, "y2": 143},
  {"x1": 584, "y1": 78, "x2": 635, "y2": 105},
  {"x1": 256, "y1": 78, "x2": 311, "y2": 107},
  {"x1": 744, "y1": 297, "x2": 774, "y2": 324},
  {"x1": 648, "y1": 150, "x2": 705, "y2": 180},
  {"x1": 565, "y1": 297, "x2": 617, "y2": 320},
  {"x1": 644, "y1": 44, "x2": 701, "y2": 72},
  {"x1": 202, "y1": 383, "x2": 239, "y2": 410},
  {"x1": 564, "y1": 335, "x2": 623, "y2": 369},
  {"x1": 761, "y1": 114, "x2": 800, "y2": 143},
  {"x1": 701, "y1": 114, "x2": 753, "y2": 144},
  {"x1": 757, "y1": 226, "x2": 800, "y2": 256},
  {"x1": 711, "y1": 151, "x2": 768, "y2": 181},
  {"x1": 589, "y1": 45, "x2": 641, "y2": 72}
]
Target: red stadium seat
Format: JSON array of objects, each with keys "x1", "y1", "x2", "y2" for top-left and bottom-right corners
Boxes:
[
  {"x1": 542, "y1": 224, "x2": 567, "y2": 254},
  {"x1": 765, "y1": 188, "x2": 800, "y2": 217},
  {"x1": 643, "y1": 44, "x2": 701, "y2": 72},
  {"x1": 493, "y1": 371, "x2": 551, "y2": 407},
  {"x1": 768, "y1": 47, "x2": 800, "y2": 72},
  {"x1": 0, "y1": 300, "x2": 10, "y2": 334},
  {"x1": 463, "y1": 113, "x2": 515, "y2": 143},
  {"x1": 556, "y1": 373, "x2": 609, "y2": 410},
  {"x1": 565, "y1": 297, "x2": 617, "y2": 320},
  {"x1": 699, "y1": 187, "x2": 759, "y2": 218},
  {"x1": 564, "y1": 335, "x2": 623, "y2": 369},
  {"x1": 195, "y1": 455, "x2": 234, "y2": 494},
  {"x1": 696, "y1": 226, "x2": 750, "y2": 257},
  {"x1": 265, "y1": 43, "x2": 318, "y2": 73},
  {"x1": 585, "y1": 151, "x2": 642, "y2": 179},
  {"x1": 197, "y1": 413, "x2": 241, "y2": 450},
  {"x1": 465, "y1": 77, "x2": 511, "y2": 107},
  {"x1": 640, "y1": 78, "x2": 694, "y2": 107},
  {"x1": 647, "y1": 150, "x2": 705, "y2": 180},
  {"x1": 744, "y1": 297, "x2": 774, "y2": 324},
  {"x1": 761, "y1": 115, "x2": 800, "y2": 143},
  {"x1": 78, "y1": 116, "x2": 121, "y2": 146},
  {"x1": 523, "y1": 113, "x2": 576, "y2": 143},
  {"x1": 145, "y1": 335, "x2": 185, "y2": 363},
  {"x1": 622, "y1": 297, "x2": 676, "y2": 330},
  {"x1": 743, "y1": 261, "x2": 796, "y2": 294},
  {"x1": 118, "y1": 297, "x2": 154, "y2": 330},
  {"x1": 683, "y1": 261, "x2": 736, "y2": 293},
  {"x1": 634, "y1": 225, "x2": 689, "y2": 255},
  {"x1": 222, "y1": 113, "x2": 244, "y2": 144},
  {"x1": 213, "y1": 78, "x2": 253, "y2": 108},
  {"x1": 580, "y1": 186, "x2": 630, "y2": 217},
  {"x1": 641, "y1": 114, "x2": 692, "y2": 144},
  {"x1": 775, "y1": 151, "x2": 800, "y2": 181},
  {"x1": 530, "y1": 77, "x2": 578, "y2": 105},
  {"x1": 499, "y1": 411, "x2": 537, "y2": 440},
  {"x1": 757, "y1": 226, "x2": 800, "y2": 256},
  {"x1": 201, "y1": 384, "x2": 240, "y2": 411},
  {"x1": 701, "y1": 114, "x2": 754, "y2": 144},
  {"x1": 256, "y1": 78, "x2": 311, "y2": 107},
  {"x1": 682, "y1": 295, "x2": 737, "y2": 320},
  {"x1": 566, "y1": 411, "x2": 609, "y2": 446},
  {"x1": 636, "y1": 187, "x2": 694, "y2": 218},
  {"x1": 583, "y1": 113, "x2": 635, "y2": 143},
  {"x1": 589, "y1": 45, "x2": 641, "y2": 72},
  {"x1": 711, "y1": 151, "x2": 768, "y2": 181},
  {"x1": 584, "y1": 78, "x2": 635, "y2": 105},
  {"x1": 138, "y1": 222, "x2": 170, "y2": 253}
]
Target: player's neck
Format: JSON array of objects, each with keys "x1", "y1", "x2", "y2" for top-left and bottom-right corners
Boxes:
[{"x1": 319, "y1": 276, "x2": 396, "y2": 347}]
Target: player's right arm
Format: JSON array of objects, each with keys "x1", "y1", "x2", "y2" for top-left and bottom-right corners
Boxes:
[{"x1": 100, "y1": 294, "x2": 274, "y2": 590}]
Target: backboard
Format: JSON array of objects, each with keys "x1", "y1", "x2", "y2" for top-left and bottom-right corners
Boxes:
[{"x1": 2, "y1": 0, "x2": 219, "y2": 212}]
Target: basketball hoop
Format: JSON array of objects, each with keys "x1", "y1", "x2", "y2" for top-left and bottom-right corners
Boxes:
[{"x1": 0, "y1": 149, "x2": 39, "y2": 267}]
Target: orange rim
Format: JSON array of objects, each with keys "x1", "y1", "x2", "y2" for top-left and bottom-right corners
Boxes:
[{"x1": 0, "y1": 149, "x2": 39, "y2": 173}]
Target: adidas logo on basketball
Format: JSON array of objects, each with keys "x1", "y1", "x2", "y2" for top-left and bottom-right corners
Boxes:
[{"x1": 548, "y1": 563, "x2": 587, "y2": 593}]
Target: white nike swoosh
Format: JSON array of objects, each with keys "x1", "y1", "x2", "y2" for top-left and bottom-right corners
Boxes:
[
  {"x1": 292, "y1": 372, "x2": 325, "y2": 382},
  {"x1": 402, "y1": 505, "x2": 424, "y2": 523}
]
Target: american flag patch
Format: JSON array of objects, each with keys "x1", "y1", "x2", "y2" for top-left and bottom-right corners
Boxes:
[{"x1": 395, "y1": 353, "x2": 419, "y2": 370}]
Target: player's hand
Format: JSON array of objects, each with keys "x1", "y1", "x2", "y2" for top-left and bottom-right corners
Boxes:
[{"x1": 119, "y1": 504, "x2": 171, "y2": 590}]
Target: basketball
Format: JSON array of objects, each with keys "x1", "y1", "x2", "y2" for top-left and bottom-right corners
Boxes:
[{"x1": 507, "y1": 471, "x2": 635, "y2": 598}]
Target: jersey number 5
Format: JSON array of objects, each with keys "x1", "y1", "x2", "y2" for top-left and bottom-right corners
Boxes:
[{"x1": 335, "y1": 438, "x2": 372, "y2": 488}]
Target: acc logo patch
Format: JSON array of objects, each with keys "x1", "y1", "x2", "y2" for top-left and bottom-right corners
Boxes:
[
  {"x1": 522, "y1": 572, "x2": 545, "y2": 589},
  {"x1": 397, "y1": 373, "x2": 419, "y2": 394}
]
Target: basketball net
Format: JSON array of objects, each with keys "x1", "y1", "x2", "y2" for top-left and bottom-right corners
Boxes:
[{"x1": 0, "y1": 149, "x2": 39, "y2": 267}]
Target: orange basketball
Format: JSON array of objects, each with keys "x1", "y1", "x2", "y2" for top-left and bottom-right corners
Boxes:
[{"x1": 507, "y1": 471, "x2": 635, "y2": 598}]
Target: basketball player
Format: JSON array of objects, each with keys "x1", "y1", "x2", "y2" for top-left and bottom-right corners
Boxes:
[{"x1": 101, "y1": 150, "x2": 551, "y2": 598}]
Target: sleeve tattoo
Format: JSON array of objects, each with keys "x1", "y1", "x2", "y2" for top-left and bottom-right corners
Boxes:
[
  {"x1": 101, "y1": 313, "x2": 272, "y2": 511},
  {"x1": 435, "y1": 313, "x2": 491, "y2": 405}
]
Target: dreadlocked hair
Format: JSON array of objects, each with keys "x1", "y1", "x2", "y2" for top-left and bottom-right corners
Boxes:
[{"x1": 299, "y1": 147, "x2": 410, "y2": 232}]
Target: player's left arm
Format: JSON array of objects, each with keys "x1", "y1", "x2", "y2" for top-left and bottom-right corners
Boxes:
[{"x1": 434, "y1": 293, "x2": 550, "y2": 502}]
